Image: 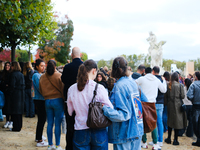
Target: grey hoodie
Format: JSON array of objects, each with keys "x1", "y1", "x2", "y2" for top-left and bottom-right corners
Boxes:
[{"x1": 187, "y1": 80, "x2": 200, "y2": 105}]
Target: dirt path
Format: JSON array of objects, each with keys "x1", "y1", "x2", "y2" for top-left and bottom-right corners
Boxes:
[{"x1": 0, "y1": 115, "x2": 199, "y2": 150}]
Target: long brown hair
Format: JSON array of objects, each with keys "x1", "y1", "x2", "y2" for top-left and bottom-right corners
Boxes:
[
  {"x1": 95, "y1": 71, "x2": 106, "y2": 82},
  {"x1": 23, "y1": 62, "x2": 33, "y2": 76},
  {"x1": 169, "y1": 72, "x2": 179, "y2": 90},
  {"x1": 77, "y1": 59, "x2": 97, "y2": 91},
  {"x1": 11, "y1": 61, "x2": 21, "y2": 72}
]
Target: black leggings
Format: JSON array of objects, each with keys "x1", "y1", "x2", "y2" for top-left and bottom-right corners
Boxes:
[
  {"x1": 34, "y1": 100, "x2": 46, "y2": 141},
  {"x1": 168, "y1": 126, "x2": 179, "y2": 141}
]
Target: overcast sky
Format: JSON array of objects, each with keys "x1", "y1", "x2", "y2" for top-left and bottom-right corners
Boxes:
[{"x1": 50, "y1": 0, "x2": 200, "y2": 62}]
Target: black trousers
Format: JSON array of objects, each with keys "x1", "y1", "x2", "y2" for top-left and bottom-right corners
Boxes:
[
  {"x1": 11, "y1": 114, "x2": 22, "y2": 131},
  {"x1": 65, "y1": 108, "x2": 75, "y2": 150},
  {"x1": 34, "y1": 100, "x2": 46, "y2": 141},
  {"x1": 168, "y1": 127, "x2": 179, "y2": 141},
  {"x1": 192, "y1": 105, "x2": 200, "y2": 142}
]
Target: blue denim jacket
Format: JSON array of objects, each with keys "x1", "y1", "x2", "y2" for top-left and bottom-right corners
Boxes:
[
  {"x1": 103, "y1": 76, "x2": 148, "y2": 144},
  {"x1": 32, "y1": 70, "x2": 44, "y2": 100}
]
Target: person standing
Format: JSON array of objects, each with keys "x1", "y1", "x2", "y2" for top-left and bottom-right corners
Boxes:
[
  {"x1": 183, "y1": 78, "x2": 193, "y2": 137},
  {"x1": 132, "y1": 65, "x2": 145, "y2": 79},
  {"x1": 0, "y1": 62, "x2": 12, "y2": 127},
  {"x1": 148, "y1": 66, "x2": 165, "y2": 147},
  {"x1": 40, "y1": 60, "x2": 64, "y2": 150},
  {"x1": 61, "y1": 47, "x2": 83, "y2": 150},
  {"x1": 163, "y1": 71, "x2": 170, "y2": 133},
  {"x1": 187, "y1": 71, "x2": 200, "y2": 147},
  {"x1": 136, "y1": 67, "x2": 167, "y2": 150},
  {"x1": 67, "y1": 59, "x2": 113, "y2": 150},
  {"x1": 103, "y1": 57, "x2": 148, "y2": 150},
  {"x1": 32, "y1": 59, "x2": 48, "y2": 147},
  {"x1": 164, "y1": 72, "x2": 187, "y2": 146},
  {"x1": 9, "y1": 62, "x2": 25, "y2": 132},
  {"x1": 23, "y1": 62, "x2": 34, "y2": 118}
]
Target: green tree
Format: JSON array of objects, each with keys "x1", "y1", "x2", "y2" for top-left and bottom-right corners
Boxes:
[
  {"x1": 16, "y1": 49, "x2": 29, "y2": 62},
  {"x1": 176, "y1": 61, "x2": 186, "y2": 71},
  {"x1": 81, "y1": 52, "x2": 88, "y2": 62},
  {"x1": 39, "y1": 20, "x2": 74, "y2": 63},
  {"x1": 163, "y1": 59, "x2": 174, "y2": 71},
  {"x1": 97, "y1": 59, "x2": 107, "y2": 69},
  {"x1": 0, "y1": 0, "x2": 57, "y2": 61},
  {"x1": 54, "y1": 20, "x2": 74, "y2": 63}
]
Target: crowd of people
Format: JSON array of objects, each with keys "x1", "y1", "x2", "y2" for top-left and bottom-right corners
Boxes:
[{"x1": 0, "y1": 47, "x2": 200, "y2": 150}]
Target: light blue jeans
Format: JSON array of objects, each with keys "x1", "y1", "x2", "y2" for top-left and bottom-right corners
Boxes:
[
  {"x1": 113, "y1": 136, "x2": 142, "y2": 150},
  {"x1": 45, "y1": 98, "x2": 64, "y2": 146},
  {"x1": 155, "y1": 104, "x2": 164, "y2": 142}
]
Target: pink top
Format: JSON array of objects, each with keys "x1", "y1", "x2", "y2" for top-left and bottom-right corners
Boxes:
[{"x1": 67, "y1": 80, "x2": 113, "y2": 130}]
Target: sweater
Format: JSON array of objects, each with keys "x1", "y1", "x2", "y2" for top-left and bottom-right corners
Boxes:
[
  {"x1": 136, "y1": 73, "x2": 167, "y2": 103},
  {"x1": 39, "y1": 71, "x2": 64, "y2": 100}
]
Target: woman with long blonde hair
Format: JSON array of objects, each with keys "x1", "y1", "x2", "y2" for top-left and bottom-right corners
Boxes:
[{"x1": 23, "y1": 62, "x2": 34, "y2": 118}]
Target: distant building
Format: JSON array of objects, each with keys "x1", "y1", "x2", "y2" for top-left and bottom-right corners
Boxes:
[{"x1": 171, "y1": 64, "x2": 179, "y2": 73}]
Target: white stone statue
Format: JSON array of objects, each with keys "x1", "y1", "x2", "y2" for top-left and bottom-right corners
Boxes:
[{"x1": 146, "y1": 32, "x2": 166, "y2": 71}]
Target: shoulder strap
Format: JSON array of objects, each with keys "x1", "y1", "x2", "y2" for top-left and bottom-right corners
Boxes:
[
  {"x1": 135, "y1": 81, "x2": 141, "y2": 97},
  {"x1": 91, "y1": 83, "x2": 98, "y2": 103},
  {"x1": 46, "y1": 74, "x2": 62, "y2": 95}
]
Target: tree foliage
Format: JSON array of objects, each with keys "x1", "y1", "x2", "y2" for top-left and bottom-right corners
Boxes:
[
  {"x1": 16, "y1": 49, "x2": 29, "y2": 62},
  {"x1": 0, "y1": 0, "x2": 57, "y2": 61},
  {"x1": 81, "y1": 52, "x2": 88, "y2": 62},
  {"x1": 38, "y1": 20, "x2": 74, "y2": 63},
  {"x1": 0, "y1": 48, "x2": 12, "y2": 62}
]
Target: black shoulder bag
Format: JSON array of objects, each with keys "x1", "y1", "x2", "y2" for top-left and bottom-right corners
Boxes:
[{"x1": 86, "y1": 83, "x2": 112, "y2": 128}]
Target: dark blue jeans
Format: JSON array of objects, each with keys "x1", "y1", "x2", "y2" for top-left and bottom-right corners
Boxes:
[
  {"x1": 25, "y1": 89, "x2": 35, "y2": 117},
  {"x1": 45, "y1": 98, "x2": 64, "y2": 146},
  {"x1": 163, "y1": 105, "x2": 168, "y2": 132},
  {"x1": 73, "y1": 128, "x2": 108, "y2": 150},
  {"x1": 186, "y1": 105, "x2": 193, "y2": 137}
]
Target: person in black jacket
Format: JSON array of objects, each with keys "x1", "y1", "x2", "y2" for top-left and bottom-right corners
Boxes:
[
  {"x1": 61, "y1": 47, "x2": 83, "y2": 150},
  {"x1": 0, "y1": 62, "x2": 12, "y2": 128},
  {"x1": 132, "y1": 64, "x2": 146, "y2": 79},
  {"x1": 9, "y1": 61, "x2": 25, "y2": 132},
  {"x1": 95, "y1": 71, "x2": 108, "y2": 89},
  {"x1": 23, "y1": 62, "x2": 34, "y2": 118}
]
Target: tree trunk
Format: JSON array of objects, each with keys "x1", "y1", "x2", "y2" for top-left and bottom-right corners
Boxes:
[
  {"x1": 28, "y1": 45, "x2": 31, "y2": 61},
  {"x1": 11, "y1": 45, "x2": 17, "y2": 62}
]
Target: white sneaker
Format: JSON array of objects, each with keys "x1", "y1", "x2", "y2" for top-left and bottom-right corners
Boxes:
[
  {"x1": 141, "y1": 142, "x2": 148, "y2": 148},
  {"x1": 47, "y1": 145, "x2": 56, "y2": 150},
  {"x1": 56, "y1": 146, "x2": 63, "y2": 150},
  {"x1": 149, "y1": 141, "x2": 154, "y2": 146},
  {"x1": 35, "y1": 135, "x2": 47, "y2": 142},
  {"x1": 4, "y1": 121, "x2": 10, "y2": 128},
  {"x1": 152, "y1": 144, "x2": 161, "y2": 150},
  {"x1": 36, "y1": 140, "x2": 48, "y2": 147},
  {"x1": 158, "y1": 142, "x2": 163, "y2": 147},
  {"x1": 8, "y1": 121, "x2": 13, "y2": 128}
]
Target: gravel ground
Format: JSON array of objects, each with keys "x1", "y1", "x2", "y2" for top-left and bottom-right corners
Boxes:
[{"x1": 0, "y1": 115, "x2": 199, "y2": 150}]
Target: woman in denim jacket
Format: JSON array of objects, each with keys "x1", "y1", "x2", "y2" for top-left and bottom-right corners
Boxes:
[
  {"x1": 103, "y1": 57, "x2": 148, "y2": 150},
  {"x1": 32, "y1": 59, "x2": 48, "y2": 147}
]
